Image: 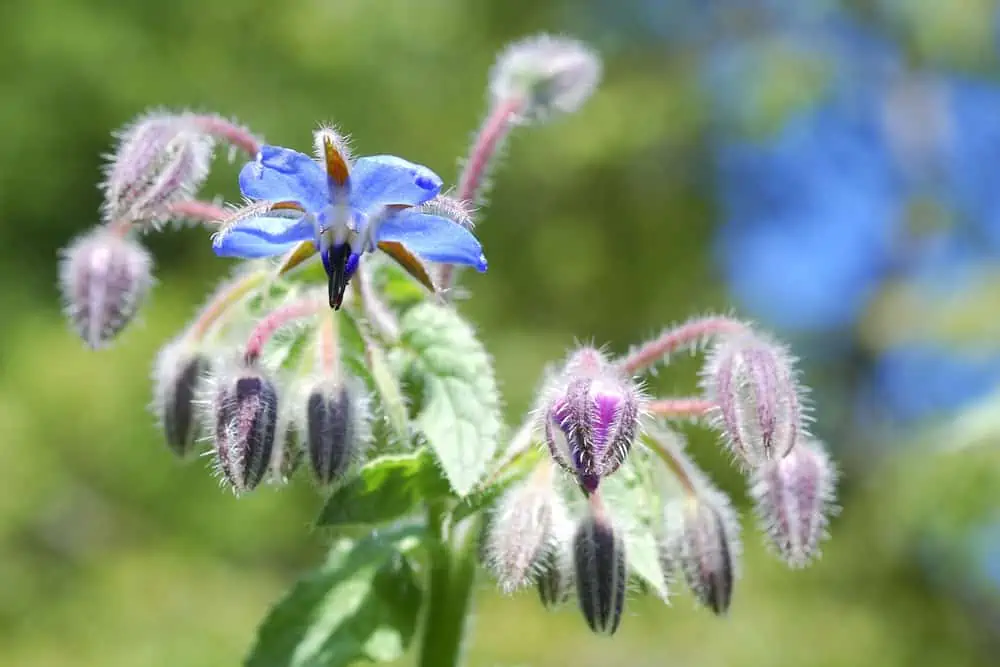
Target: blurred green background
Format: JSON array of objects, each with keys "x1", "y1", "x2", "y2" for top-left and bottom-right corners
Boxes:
[{"x1": 3, "y1": 0, "x2": 1000, "y2": 665}]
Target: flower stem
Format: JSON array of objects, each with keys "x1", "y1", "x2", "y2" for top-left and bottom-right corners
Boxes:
[
  {"x1": 647, "y1": 397, "x2": 716, "y2": 420},
  {"x1": 166, "y1": 199, "x2": 229, "y2": 225},
  {"x1": 191, "y1": 114, "x2": 262, "y2": 156},
  {"x1": 418, "y1": 503, "x2": 480, "y2": 667},
  {"x1": 243, "y1": 296, "x2": 324, "y2": 365},
  {"x1": 438, "y1": 96, "x2": 524, "y2": 292},
  {"x1": 643, "y1": 433, "x2": 698, "y2": 496},
  {"x1": 186, "y1": 269, "x2": 269, "y2": 341},
  {"x1": 316, "y1": 310, "x2": 341, "y2": 378},
  {"x1": 352, "y1": 263, "x2": 400, "y2": 343},
  {"x1": 619, "y1": 316, "x2": 751, "y2": 375}
]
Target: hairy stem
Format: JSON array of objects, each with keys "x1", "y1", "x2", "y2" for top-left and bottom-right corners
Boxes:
[
  {"x1": 166, "y1": 199, "x2": 229, "y2": 224},
  {"x1": 418, "y1": 503, "x2": 480, "y2": 667},
  {"x1": 191, "y1": 114, "x2": 262, "y2": 156},
  {"x1": 619, "y1": 316, "x2": 751, "y2": 375},
  {"x1": 438, "y1": 96, "x2": 524, "y2": 292},
  {"x1": 186, "y1": 269, "x2": 269, "y2": 341},
  {"x1": 243, "y1": 296, "x2": 324, "y2": 365},
  {"x1": 643, "y1": 433, "x2": 698, "y2": 496},
  {"x1": 316, "y1": 310, "x2": 341, "y2": 378},
  {"x1": 647, "y1": 397, "x2": 716, "y2": 420},
  {"x1": 352, "y1": 262, "x2": 400, "y2": 342}
]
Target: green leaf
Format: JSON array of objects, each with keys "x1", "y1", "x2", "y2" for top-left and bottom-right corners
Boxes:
[
  {"x1": 339, "y1": 311, "x2": 411, "y2": 449},
  {"x1": 318, "y1": 450, "x2": 450, "y2": 526},
  {"x1": 246, "y1": 525, "x2": 423, "y2": 667},
  {"x1": 400, "y1": 302, "x2": 502, "y2": 497}
]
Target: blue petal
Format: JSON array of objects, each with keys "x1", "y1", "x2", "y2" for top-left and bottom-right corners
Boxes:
[
  {"x1": 213, "y1": 231, "x2": 302, "y2": 258},
  {"x1": 350, "y1": 155, "x2": 442, "y2": 212},
  {"x1": 213, "y1": 215, "x2": 314, "y2": 259},
  {"x1": 239, "y1": 145, "x2": 329, "y2": 211},
  {"x1": 376, "y1": 211, "x2": 487, "y2": 271}
]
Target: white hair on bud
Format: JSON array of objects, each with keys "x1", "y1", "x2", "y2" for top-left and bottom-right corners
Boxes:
[{"x1": 489, "y1": 33, "x2": 602, "y2": 123}]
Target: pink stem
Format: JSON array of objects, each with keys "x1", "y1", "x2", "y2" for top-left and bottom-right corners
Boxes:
[
  {"x1": 647, "y1": 397, "x2": 716, "y2": 419},
  {"x1": 438, "y1": 96, "x2": 523, "y2": 292},
  {"x1": 167, "y1": 199, "x2": 228, "y2": 224},
  {"x1": 192, "y1": 115, "x2": 262, "y2": 157},
  {"x1": 244, "y1": 298, "x2": 324, "y2": 365},
  {"x1": 620, "y1": 316, "x2": 751, "y2": 375}
]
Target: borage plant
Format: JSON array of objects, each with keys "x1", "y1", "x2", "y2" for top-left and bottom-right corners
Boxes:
[{"x1": 57, "y1": 34, "x2": 838, "y2": 667}]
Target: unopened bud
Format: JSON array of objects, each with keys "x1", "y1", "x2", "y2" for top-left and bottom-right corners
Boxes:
[
  {"x1": 152, "y1": 337, "x2": 211, "y2": 457},
  {"x1": 102, "y1": 111, "x2": 214, "y2": 225},
  {"x1": 750, "y1": 440, "x2": 837, "y2": 568},
  {"x1": 301, "y1": 378, "x2": 371, "y2": 486},
  {"x1": 541, "y1": 348, "x2": 642, "y2": 493},
  {"x1": 537, "y1": 510, "x2": 575, "y2": 609},
  {"x1": 662, "y1": 491, "x2": 741, "y2": 615},
  {"x1": 573, "y1": 512, "x2": 626, "y2": 635},
  {"x1": 700, "y1": 332, "x2": 807, "y2": 467},
  {"x1": 58, "y1": 227, "x2": 154, "y2": 348},
  {"x1": 486, "y1": 465, "x2": 561, "y2": 594},
  {"x1": 211, "y1": 368, "x2": 280, "y2": 494},
  {"x1": 490, "y1": 34, "x2": 602, "y2": 123}
]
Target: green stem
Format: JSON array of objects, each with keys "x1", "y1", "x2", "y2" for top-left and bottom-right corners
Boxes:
[{"x1": 418, "y1": 503, "x2": 481, "y2": 667}]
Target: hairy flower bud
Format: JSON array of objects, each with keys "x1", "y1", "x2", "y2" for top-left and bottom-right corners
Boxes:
[
  {"x1": 211, "y1": 368, "x2": 280, "y2": 494},
  {"x1": 102, "y1": 112, "x2": 214, "y2": 226},
  {"x1": 486, "y1": 465, "x2": 562, "y2": 594},
  {"x1": 490, "y1": 34, "x2": 602, "y2": 123},
  {"x1": 537, "y1": 510, "x2": 575, "y2": 609},
  {"x1": 750, "y1": 440, "x2": 837, "y2": 568},
  {"x1": 573, "y1": 511, "x2": 626, "y2": 635},
  {"x1": 58, "y1": 227, "x2": 154, "y2": 348},
  {"x1": 301, "y1": 378, "x2": 371, "y2": 486},
  {"x1": 662, "y1": 491, "x2": 742, "y2": 615},
  {"x1": 541, "y1": 349, "x2": 642, "y2": 493},
  {"x1": 268, "y1": 423, "x2": 304, "y2": 485},
  {"x1": 701, "y1": 332, "x2": 807, "y2": 467},
  {"x1": 151, "y1": 337, "x2": 211, "y2": 457}
]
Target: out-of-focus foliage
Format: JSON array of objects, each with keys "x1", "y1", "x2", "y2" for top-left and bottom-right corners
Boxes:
[{"x1": 4, "y1": 0, "x2": 1000, "y2": 665}]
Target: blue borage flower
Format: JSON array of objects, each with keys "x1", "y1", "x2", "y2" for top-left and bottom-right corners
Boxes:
[{"x1": 212, "y1": 130, "x2": 487, "y2": 309}]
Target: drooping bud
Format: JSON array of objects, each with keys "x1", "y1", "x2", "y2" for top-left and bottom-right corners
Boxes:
[
  {"x1": 301, "y1": 378, "x2": 371, "y2": 486},
  {"x1": 490, "y1": 34, "x2": 602, "y2": 123},
  {"x1": 101, "y1": 111, "x2": 214, "y2": 226},
  {"x1": 541, "y1": 348, "x2": 642, "y2": 493},
  {"x1": 573, "y1": 510, "x2": 627, "y2": 635},
  {"x1": 700, "y1": 331, "x2": 807, "y2": 467},
  {"x1": 268, "y1": 422, "x2": 304, "y2": 485},
  {"x1": 485, "y1": 463, "x2": 561, "y2": 594},
  {"x1": 151, "y1": 336, "x2": 211, "y2": 457},
  {"x1": 211, "y1": 368, "x2": 280, "y2": 494},
  {"x1": 537, "y1": 505, "x2": 576, "y2": 609},
  {"x1": 58, "y1": 227, "x2": 154, "y2": 348},
  {"x1": 750, "y1": 440, "x2": 838, "y2": 568},
  {"x1": 662, "y1": 490, "x2": 742, "y2": 615}
]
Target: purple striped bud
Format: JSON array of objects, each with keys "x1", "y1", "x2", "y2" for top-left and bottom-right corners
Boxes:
[
  {"x1": 301, "y1": 379, "x2": 371, "y2": 487},
  {"x1": 537, "y1": 508, "x2": 575, "y2": 609},
  {"x1": 485, "y1": 465, "x2": 562, "y2": 594},
  {"x1": 701, "y1": 332, "x2": 808, "y2": 467},
  {"x1": 58, "y1": 227, "x2": 154, "y2": 348},
  {"x1": 573, "y1": 512, "x2": 626, "y2": 635},
  {"x1": 541, "y1": 349, "x2": 642, "y2": 493},
  {"x1": 151, "y1": 337, "x2": 211, "y2": 457},
  {"x1": 268, "y1": 422, "x2": 304, "y2": 485},
  {"x1": 211, "y1": 369, "x2": 280, "y2": 494},
  {"x1": 490, "y1": 34, "x2": 602, "y2": 123},
  {"x1": 662, "y1": 490, "x2": 742, "y2": 615},
  {"x1": 750, "y1": 440, "x2": 838, "y2": 568},
  {"x1": 101, "y1": 112, "x2": 214, "y2": 226}
]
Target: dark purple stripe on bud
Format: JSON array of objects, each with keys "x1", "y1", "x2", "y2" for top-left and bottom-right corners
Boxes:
[
  {"x1": 305, "y1": 382, "x2": 360, "y2": 485},
  {"x1": 573, "y1": 514, "x2": 626, "y2": 635},
  {"x1": 214, "y1": 373, "x2": 279, "y2": 493},
  {"x1": 537, "y1": 544, "x2": 573, "y2": 609},
  {"x1": 163, "y1": 353, "x2": 210, "y2": 457},
  {"x1": 664, "y1": 494, "x2": 741, "y2": 616}
]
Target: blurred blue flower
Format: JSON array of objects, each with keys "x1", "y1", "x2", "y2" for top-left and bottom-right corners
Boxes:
[{"x1": 213, "y1": 144, "x2": 487, "y2": 308}]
